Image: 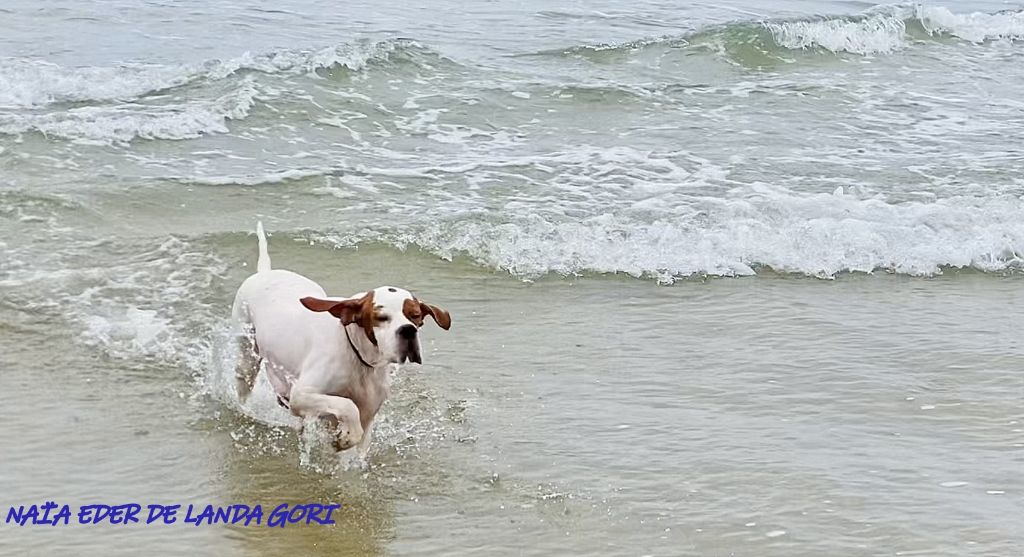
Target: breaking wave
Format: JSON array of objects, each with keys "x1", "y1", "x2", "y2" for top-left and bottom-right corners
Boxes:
[
  {"x1": 309, "y1": 187, "x2": 1024, "y2": 282},
  {"x1": 0, "y1": 79, "x2": 259, "y2": 144},
  {"x1": 0, "y1": 39, "x2": 431, "y2": 143},
  {"x1": 0, "y1": 39, "x2": 422, "y2": 109},
  {"x1": 550, "y1": 6, "x2": 1024, "y2": 58},
  {"x1": 766, "y1": 5, "x2": 1024, "y2": 55}
]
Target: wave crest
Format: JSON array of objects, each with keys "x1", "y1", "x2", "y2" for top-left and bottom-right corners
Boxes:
[
  {"x1": 915, "y1": 6, "x2": 1024, "y2": 42},
  {"x1": 0, "y1": 39, "x2": 428, "y2": 144},
  {"x1": 0, "y1": 79, "x2": 259, "y2": 144},
  {"x1": 766, "y1": 6, "x2": 1024, "y2": 55},
  {"x1": 0, "y1": 39, "x2": 421, "y2": 110},
  {"x1": 204, "y1": 38, "x2": 419, "y2": 79},
  {"x1": 312, "y1": 187, "x2": 1024, "y2": 282},
  {"x1": 546, "y1": 6, "x2": 1024, "y2": 59},
  {"x1": 765, "y1": 13, "x2": 908, "y2": 55}
]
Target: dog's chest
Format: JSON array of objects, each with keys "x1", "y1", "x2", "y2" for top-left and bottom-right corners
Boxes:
[{"x1": 334, "y1": 369, "x2": 391, "y2": 428}]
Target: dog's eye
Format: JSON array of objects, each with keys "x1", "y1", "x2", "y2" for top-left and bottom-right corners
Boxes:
[{"x1": 375, "y1": 314, "x2": 390, "y2": 322}]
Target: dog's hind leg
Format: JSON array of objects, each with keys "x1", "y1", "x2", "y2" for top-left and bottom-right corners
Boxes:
[
  {"x1": 231, "y1": 290, "x2": 262, "y2": 403},
  {"x1": 235, "y1": 324, "x2": 261, "y2": 403}
]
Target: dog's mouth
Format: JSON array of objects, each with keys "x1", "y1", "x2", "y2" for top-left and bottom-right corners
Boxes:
[
  {"x1": 399, "y1": 354, "x2": 422, "y2": 365},
  {"x1": 399, "y1": 346, "x2": 422, "y2": 365}
]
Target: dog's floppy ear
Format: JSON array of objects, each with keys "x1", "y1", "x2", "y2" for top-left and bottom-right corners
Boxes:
[
  {"x1": 403, "y1": 298, "x2": 451, "y2": 329},
  {"x1": 420, "y1": 301, "x2": 451, "y2": 330},
  {"x1": 301, "y1": 292, "x2": 378, "y2": 345},
  {"x1": 300, "y1": 295, "x2": 365, "y2": 326}
]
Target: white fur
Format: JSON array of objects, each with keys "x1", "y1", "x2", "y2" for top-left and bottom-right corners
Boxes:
[{"x1": 231, "y1": 222, "x2": 444, "y2": 456}]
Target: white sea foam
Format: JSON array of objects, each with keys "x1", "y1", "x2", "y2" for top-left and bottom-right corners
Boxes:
[{"x1": 81, "y1": 308, "x2": 176, "y2": 360}]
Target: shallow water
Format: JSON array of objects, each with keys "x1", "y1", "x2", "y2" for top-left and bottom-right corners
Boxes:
[{"x1": 2, "y1": 0, "x2": 1024, "y2": 555}]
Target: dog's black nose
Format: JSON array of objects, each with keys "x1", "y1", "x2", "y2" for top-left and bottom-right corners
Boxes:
[{"x1": 397, "y1": 324, "x2": 418, "y2": 340}]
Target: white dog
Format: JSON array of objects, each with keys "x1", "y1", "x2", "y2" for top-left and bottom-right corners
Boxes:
[{"x1": 231, "y1": 222, "x2": 451, "y2": 455}]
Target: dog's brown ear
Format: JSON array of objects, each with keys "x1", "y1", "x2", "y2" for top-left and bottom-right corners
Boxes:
[
  {"x1": 300, "y1": 296, "x2": 364, "y2": 326},
  {"x1": 420, "y1": 301, "x2": 451, "y2": 330},
  {"x1": 301, "y1": 293, "x2": 378, "y2": 345}
]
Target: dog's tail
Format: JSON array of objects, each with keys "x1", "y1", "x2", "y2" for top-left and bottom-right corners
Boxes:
[{"x1": 255, "y1": 221, "x2": 272, "y2": 273}]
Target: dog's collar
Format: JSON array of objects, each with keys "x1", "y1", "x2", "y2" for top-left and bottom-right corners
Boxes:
[{"x1": 344, "y1": 324, "x2": 374, "y2": 369}]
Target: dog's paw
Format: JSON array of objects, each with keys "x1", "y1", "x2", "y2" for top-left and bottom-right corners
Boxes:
[
  {"x1": 332, "y1": 436, "x2": 357, "y2": 452},
  {"x1": 334, "y1": 422, "x2": 365, "y2": 451},
  {"x1": 320, "y1": 413, "x2": 363, "y2": 452}
]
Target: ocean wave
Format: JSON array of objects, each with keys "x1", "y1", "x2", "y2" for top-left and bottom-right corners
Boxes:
[
  {"x1": 0, "y1": 79, "x2": 259, "y2": 144},
  {"x1": 311, "y1": 187, "x2": 1024, "y2": 282},
  {"x1": 766, "y1": 6, "x2": 1024, "y2": 55},
  {"x1": 0, "y1": 59, "x2": 197, "y2": 109},
  {"x1": 203, "y1": 38, "x2": 421, "y2": 79},
  {"x1": 548, "y1": 6, "x2": 1024, "y2": 59},
  {"x1": 764, "y1": 12, "x2": 909, "y2": 55},
  {"x1": 910, "y1": 5, "x2": 1024, "y2": 42},
  {"x1": 0, "y1": 39, "x2": 423, "y2": 109}
]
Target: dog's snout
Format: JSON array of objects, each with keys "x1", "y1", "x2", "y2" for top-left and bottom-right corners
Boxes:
[
  {"x1": 397, "y1": 324, "x2": 418, "y2": 340},
  {"x1": 397, "y1": 324, "x2": 422, "y2": 364}
]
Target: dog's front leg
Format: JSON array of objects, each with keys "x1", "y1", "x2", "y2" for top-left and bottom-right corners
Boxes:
[
  {"x1": 355, "y1": 418, "x2": 375, "y2": 460},
  {"x1": 288, "y1": 386, "x2": 364, "y2": 450}
]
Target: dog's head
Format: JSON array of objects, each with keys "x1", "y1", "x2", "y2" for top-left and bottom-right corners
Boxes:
[{"x1": 300, "y1": 286, "x2": 451, "y2": 365}]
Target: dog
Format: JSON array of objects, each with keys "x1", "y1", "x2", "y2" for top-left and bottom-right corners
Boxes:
[{"x1": 231, "y1": 222, "x2": 451, "y2": 456}]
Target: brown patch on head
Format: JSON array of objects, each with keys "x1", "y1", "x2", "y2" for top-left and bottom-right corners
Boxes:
[
  {"x1": 300, "y1": 291, "x2": 379, "y2": 345},
  {"x1": 404, "y1": 297, "x2": 451, "y2": 330},
  {"x1": 356, "y1": 291, "x2": 378, "y2": 346}
]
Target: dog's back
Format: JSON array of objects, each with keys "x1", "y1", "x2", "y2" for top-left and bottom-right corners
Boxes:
[
  {"x1": 233, "y1": 221, "x2": 330, "y2": 336},
  {"x1": 232, "y1": 223, "x2": 343, "y2": 395}
]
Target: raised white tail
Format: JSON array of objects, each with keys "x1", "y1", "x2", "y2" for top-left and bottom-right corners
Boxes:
[{"x1": 255, "y1": 221, "x2": 272, "y2": 273}]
